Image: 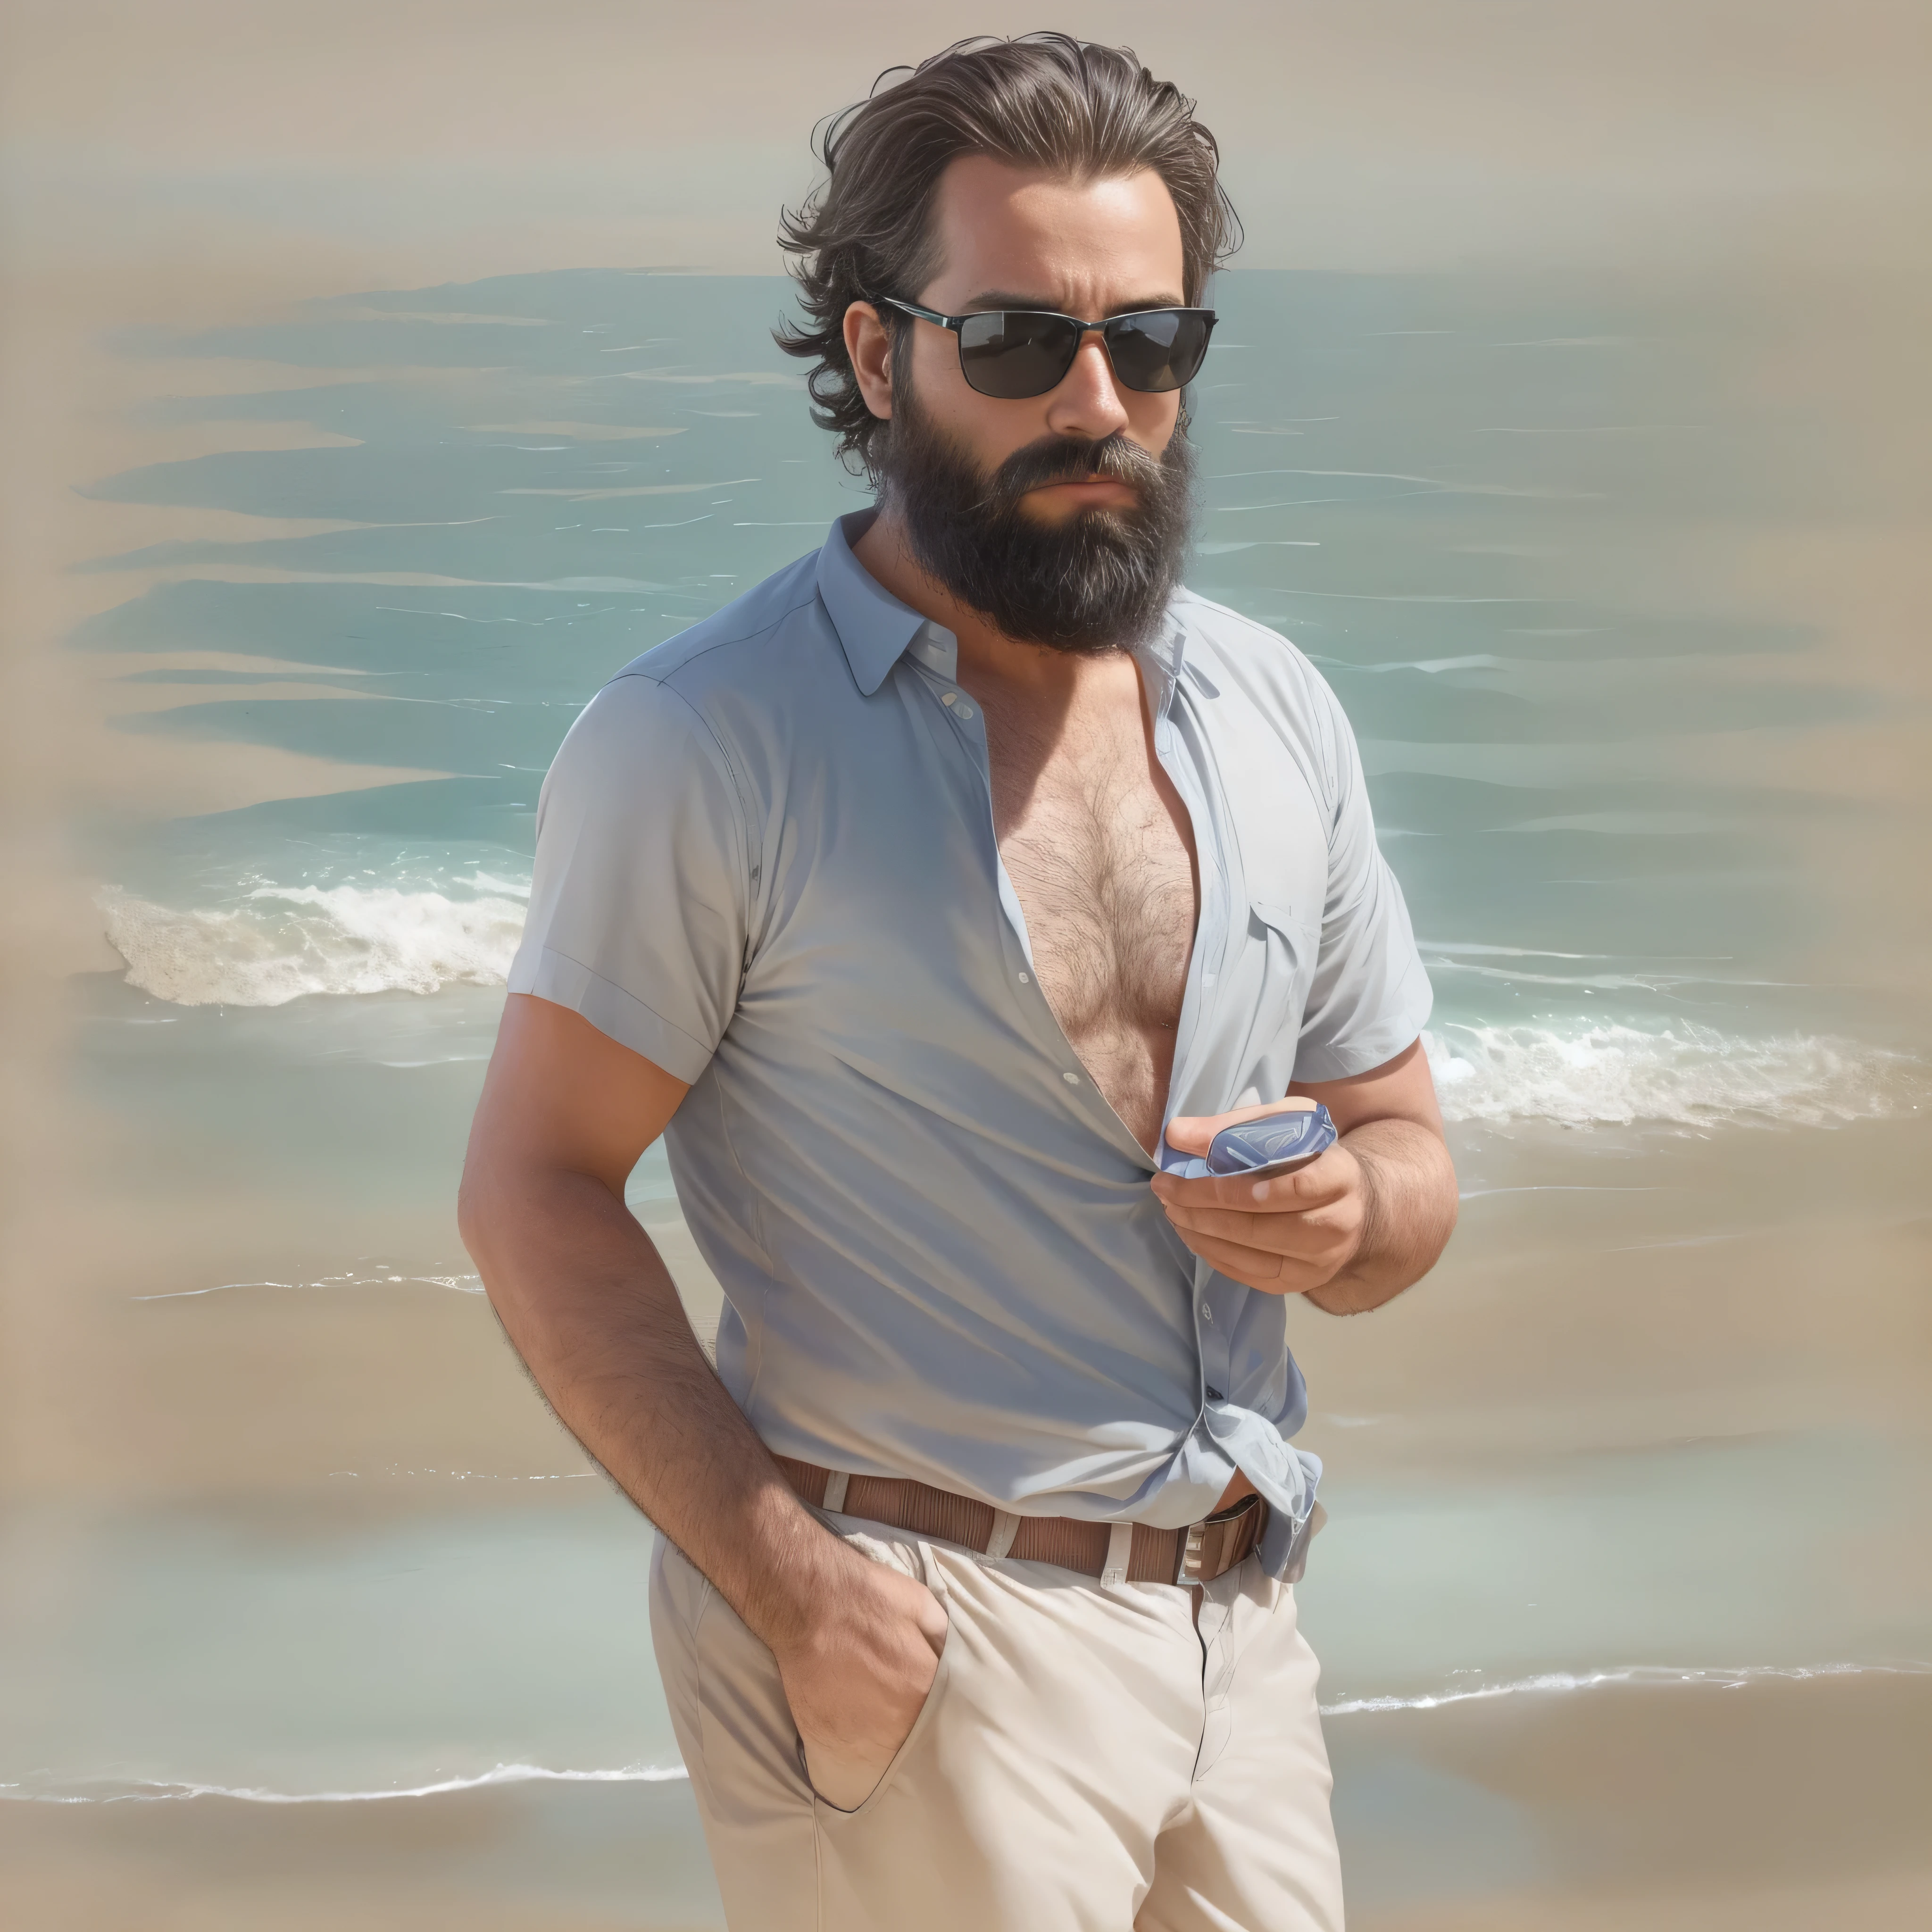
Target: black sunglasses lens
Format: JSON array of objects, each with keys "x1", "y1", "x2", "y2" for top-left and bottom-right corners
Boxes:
[
  {"x1": 957, "y1": 311, "x2": 1082, "y2": 399},
  {"x1": 1104, "y1": 311, "x2": 1214, "y2": 393}
]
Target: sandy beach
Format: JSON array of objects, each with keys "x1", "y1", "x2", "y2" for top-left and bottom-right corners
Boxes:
[
  {"x1": 7, "y1": 1668, "x2": 1929, "y2": 1929},
  {"x1": 4, "y1": 4, "x2": 1928, "y2": 1926}
]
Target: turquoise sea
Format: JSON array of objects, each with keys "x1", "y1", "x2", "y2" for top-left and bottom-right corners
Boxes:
[{"x1": 6, "y1": 263, "x2": 1928, "y2": 1921}]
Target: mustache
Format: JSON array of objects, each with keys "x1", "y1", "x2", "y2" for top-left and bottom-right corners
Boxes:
[{"x1": 972, "y1": 432, "x2": 1169, "y2": 513}]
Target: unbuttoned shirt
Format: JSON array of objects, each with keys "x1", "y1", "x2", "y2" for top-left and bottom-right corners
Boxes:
[{"x1": 509, "y1": 510, "x2": 1432, "y2": 1575}]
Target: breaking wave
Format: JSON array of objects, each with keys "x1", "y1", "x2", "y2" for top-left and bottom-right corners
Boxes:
[
  {"x1": 99, "y1": 880, "x2": 526, "y2": 1006},
  {"x1": 93, "y1": 881, "x2": 1918, "y2": 1132},
  {"x1": 1426, "y1": 1021, "x2": 1915, "y2": 1129}
]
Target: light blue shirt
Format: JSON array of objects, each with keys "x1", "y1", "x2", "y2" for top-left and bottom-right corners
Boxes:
[{"x1": 509, "y1": 511, "x2": 1432, "y2": 1574}]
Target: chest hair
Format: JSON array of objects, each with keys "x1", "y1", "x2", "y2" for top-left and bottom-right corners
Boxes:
[{"x1": 981, "y1": 685, "x2": 1198, "y2": 1143}]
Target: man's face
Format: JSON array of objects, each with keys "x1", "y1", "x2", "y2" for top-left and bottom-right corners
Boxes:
[
  {"x1": 849, "y1": 156, "x2": 1199, "y2": 651},
  {"x1": 897, "y1": 156, "x2": 1190, "y2": 517}
]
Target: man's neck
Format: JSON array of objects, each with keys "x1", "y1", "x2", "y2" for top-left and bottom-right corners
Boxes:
[{"x1": 852, "y1": 505, "x2": 1126, "y2": 698}]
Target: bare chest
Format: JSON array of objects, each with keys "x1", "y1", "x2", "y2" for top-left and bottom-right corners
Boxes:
[{"x1": 980, "y1": 693, "x2": 1199, "y2": 1151}]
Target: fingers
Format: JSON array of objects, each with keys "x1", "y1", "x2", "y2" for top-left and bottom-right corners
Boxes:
[
  {"x1": 1151, "y1": 1143, "x2": 1367, "y2": 1298},
  {"x1": 1164, "y1": 1205, "x2": 1355, "y2": 1275},
  {"x1": 1168, "y1": 1228, "x2": 1335, "y2": 1296},
  {"x1": 1161, "y1": 1200, "x2": 1352, "y2": 1250},
  {"x1": 1151, "y1": 1149, "x2": 1349, "y2": 1213},
  {"x1": 1164, "y1": 1098, "x2": 1318, "y2": 1158},
  {"x1": 1152, "y1": 1144, "x2": 1364, "y2": 1294}
]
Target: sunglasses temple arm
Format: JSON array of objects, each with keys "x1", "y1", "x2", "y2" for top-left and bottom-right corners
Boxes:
[{"x1": 876, "y1": 297, "x2": 957, "y2": 332}]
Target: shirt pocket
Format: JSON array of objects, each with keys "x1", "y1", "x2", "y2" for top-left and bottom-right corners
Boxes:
[{"x1": 1230, "y1": 897, "x2": 1319, "y2": 1103}]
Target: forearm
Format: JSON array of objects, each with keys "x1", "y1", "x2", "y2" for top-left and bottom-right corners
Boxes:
[
  {"x1": 458, "y1": 1166, "x2": 846, "y2": 1649},
  {"x1": 1305, "y1": 1118, "x2": 1458, "y2": 1316}
]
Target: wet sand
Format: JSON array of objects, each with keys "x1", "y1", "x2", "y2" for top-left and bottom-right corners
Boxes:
[
  {"x1": 5, "y1": 5, "x2": 1930, "y2": 1929},
  {"x1": 5, "y1": 1091, "x2": 1924, "y2": 1927},
  {"x1": 6, "y1": 1670, "x2": 1927, "y2": 1930},
  {"x1": 1337, "y1": 1669, "x2": 1932, "y2": 1928},
  {"x1": 0, "y1": 1777, "x2": 721, "y2": 1932}
]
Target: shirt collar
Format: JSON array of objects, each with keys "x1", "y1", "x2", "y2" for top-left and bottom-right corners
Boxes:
[
  {"x1": 1133, "y1": 615, "x2": 1190, "y2": 722},
  {"x1": 817, "y1": 509, "x2": 954, "y2": 696},
  {"x1": 818, "y1": 507, "x2": 1189, "y2": 700}
]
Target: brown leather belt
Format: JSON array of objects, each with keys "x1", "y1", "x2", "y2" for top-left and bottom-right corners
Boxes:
[{"x1": 775, "y1": 1457, "x2": 1266, "y2": 1588}]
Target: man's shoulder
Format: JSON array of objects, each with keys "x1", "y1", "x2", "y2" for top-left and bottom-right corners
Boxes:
[
  {"x1": 1171, "y1": 586, "x2": 1341, "y2": 733},
  {"x1": 610, "y1": 547, "x2": 834, "y2": 697}
]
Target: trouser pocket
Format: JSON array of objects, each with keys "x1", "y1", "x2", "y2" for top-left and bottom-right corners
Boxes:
[
  {"x1": 804, "y1": 1630, "x2": 953, "y2": 1817},
  {"x1": 800, "y1": 1526, "x2": 955, "y2": 1815}
]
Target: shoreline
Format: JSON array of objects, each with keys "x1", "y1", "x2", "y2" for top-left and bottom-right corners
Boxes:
[{"x1": 7, "y1": 1670, "x2": 1928, "y2": 1930}]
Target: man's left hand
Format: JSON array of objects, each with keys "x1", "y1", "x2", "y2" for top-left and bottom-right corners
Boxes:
[{"x1": 1151, "y1": 1101, "x2": 1368, "y2": 1297}]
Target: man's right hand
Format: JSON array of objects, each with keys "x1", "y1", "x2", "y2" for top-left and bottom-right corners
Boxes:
[{"x1": 773, "y1": 1545, "x2": 949, "y2": 1812}]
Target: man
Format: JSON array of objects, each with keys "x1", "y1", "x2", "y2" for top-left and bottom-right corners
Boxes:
[{"x1": 460, "y1": 33, "x2": 1456, "y2": 1932}]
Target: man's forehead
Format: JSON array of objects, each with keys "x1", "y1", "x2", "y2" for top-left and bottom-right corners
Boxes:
[{"x1": 925, "y1": 156, "x2": 1185, "y2": 305}]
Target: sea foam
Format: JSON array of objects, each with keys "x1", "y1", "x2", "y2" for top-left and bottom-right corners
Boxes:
[
  {"x1": 1425, "y1": 1022, "x2": 1915, "y2": 1130},
  {"x1": 100, "y1": 882, "x2": 527, "y2": 1006},
  {"x1": 96, "y1": 880, "x2": 1914, "y2": 1131}
]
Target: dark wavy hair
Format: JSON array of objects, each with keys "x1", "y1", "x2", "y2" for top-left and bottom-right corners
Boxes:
[{"x1": 775, "y1": 33, "x2": 1241, "y2": 479}]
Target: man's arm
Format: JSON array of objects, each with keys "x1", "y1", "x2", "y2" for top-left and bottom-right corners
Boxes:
[
  {"x1": 1150, "y1": 1037, "x2": 1457, "y2": 1314},
  {"x1": 458, "y1": 992, "x2": 946, "y2": 1809}
]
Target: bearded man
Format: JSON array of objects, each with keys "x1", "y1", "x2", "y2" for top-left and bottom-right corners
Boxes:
[{"x1": 459, "y1": 33, "x2": 1457, "y2": 1932}]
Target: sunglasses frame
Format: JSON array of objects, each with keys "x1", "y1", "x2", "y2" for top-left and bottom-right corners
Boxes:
[{"x1": 875, "y1": 297, "x2": 1218, "y2": 400}]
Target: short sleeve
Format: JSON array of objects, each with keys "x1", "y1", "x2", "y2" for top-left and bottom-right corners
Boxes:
[
  {"x1": 1292, "y1": 678, "x2": 1433, "y2": 1082},
  {"x1": 507, "y1": 673, "x2": 749, "y2": 1083}
]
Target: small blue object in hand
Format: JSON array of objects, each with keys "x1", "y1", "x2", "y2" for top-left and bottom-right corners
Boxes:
[{"x1": 1204, "y1": 1104, "x2": 1338, "y2": 1177}]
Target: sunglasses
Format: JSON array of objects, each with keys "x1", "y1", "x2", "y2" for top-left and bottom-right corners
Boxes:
[{"x1": 877, "y1": 297, "x2": 1217, "y2": 401}]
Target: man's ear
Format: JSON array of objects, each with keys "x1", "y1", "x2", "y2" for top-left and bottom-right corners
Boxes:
[{"x1": 843, "y1": 301, "x2": 894, "y2": 420}]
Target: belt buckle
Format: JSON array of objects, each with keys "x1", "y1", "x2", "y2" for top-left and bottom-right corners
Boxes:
[
  {"x1": 1175, "y1": 1519, "x2": 1211, "y2": 1586},
  {"x1": 1174, "y1": 1492, "x2": 1264, "y2": 1586}
]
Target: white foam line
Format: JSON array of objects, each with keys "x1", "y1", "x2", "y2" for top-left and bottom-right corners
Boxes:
[
  {"x1": 1458, "y1": 1184, "x2": 1670, "y2": 1199},
  {"x1": 1604, "y1": 1231, "x2": 1752, "y2": 1253},
  {"x1": 1319, "y1": 1660, "x2": 1932, "y2": 1717},
  {"x1": 133, "y1": 1280, "x2": 298, "y2": 1300},
  {"x1": 1418, "y1": 940, "x2": 1611, "y2": 959},
  {"x1": 1428, "y1": 958, "x2": 1796, "y2": 992},
  {"x1": 2, "y1": 1763, "x2": 690, "y2": 1806},
  {"x1": 325, "y1": 1469, "x2": 594, "y2": 1482},
  {"x1": 133, "y1": 1272, "x2": 483, "y2": 1302},
  {"x1": 1345, "y1": 654, "x2": 1514, "y2": 675},
  {"x1": 18, "y1": 1666, "x2": 1927, "y2": 1804}
]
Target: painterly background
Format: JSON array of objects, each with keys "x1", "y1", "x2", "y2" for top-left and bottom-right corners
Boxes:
[{"x1": 3, "y1": 5, "x2": 1928, "y2": 1927}]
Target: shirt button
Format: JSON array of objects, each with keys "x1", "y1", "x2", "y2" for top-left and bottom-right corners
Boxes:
[
  {"x1": 941, "y1": 691, "x2": 958, "y2": 706},
  {"x1": 1017, "y1": 971, "x2": 1030, "y2": 984},
  {"x1": 1062, "y1": 1071, "x2": 1081, "y2": 1085},
  {"x1": 956, "y1": 703, "x2": 975, "y2": 719},
  {"x1": 1202, "y1": 1305, "x2": 1214, "y2": 1324}
]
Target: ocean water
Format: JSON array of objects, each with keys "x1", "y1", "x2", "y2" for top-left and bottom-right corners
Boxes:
[{"x1": 8, "y1": 265, "x2": 1929, "y2": 1916}]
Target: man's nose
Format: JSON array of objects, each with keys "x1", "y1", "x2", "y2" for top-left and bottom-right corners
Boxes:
[{"x1": 1043, "y1": 332, "x2": 1131, "y2": 442}]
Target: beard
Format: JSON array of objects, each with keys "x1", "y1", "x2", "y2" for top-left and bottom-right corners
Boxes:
[{"x1": 874, "y1": 380, "x2": 1196, "y2": 655}]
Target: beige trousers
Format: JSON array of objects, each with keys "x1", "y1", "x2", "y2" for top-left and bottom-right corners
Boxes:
[{"x1": 649, "y1": 1512, "x2": 1345, "y2": 1932}]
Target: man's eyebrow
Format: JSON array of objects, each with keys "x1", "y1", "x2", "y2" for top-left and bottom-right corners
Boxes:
[{"x1": 964, "y1": 291, "x2": 1190, "y2": 316}]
